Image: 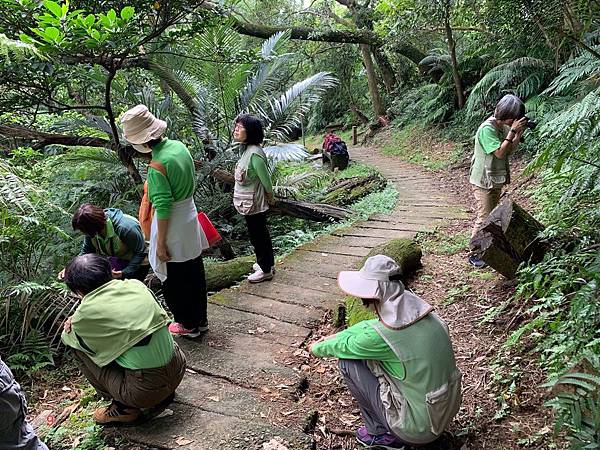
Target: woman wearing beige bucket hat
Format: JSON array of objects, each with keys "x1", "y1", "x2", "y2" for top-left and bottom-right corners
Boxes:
[
  {"x1": 121, "y1": 105, "x2": 210, "y2": 338},
  {"x1": 309, "y1": 255, "x2": 462, "y2": 448}
]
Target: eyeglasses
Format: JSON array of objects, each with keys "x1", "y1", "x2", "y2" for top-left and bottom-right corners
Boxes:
[{"x1": 234, "y1": 124, "x2": 245, "y2": 131}]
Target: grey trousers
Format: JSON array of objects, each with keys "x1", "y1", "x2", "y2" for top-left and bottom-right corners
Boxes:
[
  {"x1": 0, "y1": 358, "x2": 48, "y2": 450},
  {"x1": 338, "y1": 359, "x2": 390, "y2": 435}
]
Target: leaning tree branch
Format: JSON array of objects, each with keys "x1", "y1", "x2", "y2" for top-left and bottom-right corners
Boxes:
[{"x1": 0, "y1": 124, "x2": 109, "y2": 149}]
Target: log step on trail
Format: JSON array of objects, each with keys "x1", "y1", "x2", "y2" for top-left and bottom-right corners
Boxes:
[{"x1": 118, "y1": 145, "x2": 466, "y2": 449}]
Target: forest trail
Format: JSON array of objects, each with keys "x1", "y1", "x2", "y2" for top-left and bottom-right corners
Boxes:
[{"x1": 117, "y1": 145, "x2": 467, "y2": 450}]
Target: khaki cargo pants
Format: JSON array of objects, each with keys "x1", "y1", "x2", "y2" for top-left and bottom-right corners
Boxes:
[
  {"x1": 471, "y1": 185, "x2": 502, "y2": 241},
  {"x1": 73, "y1": 342, "x2": 186, "y2": 409}
]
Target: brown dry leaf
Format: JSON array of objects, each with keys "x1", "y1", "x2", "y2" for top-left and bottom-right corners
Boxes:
[
  {"x1": 175, "y1": 436, "x2": 194, "y2": 446},
  {"x1": 339, "y1": 413, "x2": 359, "y2": 426}
]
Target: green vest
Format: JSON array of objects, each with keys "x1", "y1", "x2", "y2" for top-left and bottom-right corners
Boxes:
[
  {"x1": 368, "y1": 314, "x2": 462, "y2": 444},
  {"x1": 233, "y1": 145, "x2": 268, "y2": 215},
  {"x1": 91, "y1": 217, "x2": 134, "y2": 260},
  {"x1": 469, "y1": 117, "x2": 511, "y2": 189}
]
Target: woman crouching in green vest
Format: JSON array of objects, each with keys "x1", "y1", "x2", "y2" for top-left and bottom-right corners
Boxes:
[
  {"x1": 233, "y1": 114, "x2": 276, "y2": 283},
  {"x1": 61, "y1": 254, "x2": 186, "y2": 425},
  {"x1": 57, "y1": 204, "x2": 149, "y2": 282},
  {"x1": 309, "y1": 255, "x2": 462, "y2": 448},
  {"x1": 468, "y1": 94, "x2": 529, "y2": 268}
]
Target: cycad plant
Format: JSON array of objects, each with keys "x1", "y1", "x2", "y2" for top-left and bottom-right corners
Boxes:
[{"x1": 149, "y1": 28, "x2": 338, "y2": 158}]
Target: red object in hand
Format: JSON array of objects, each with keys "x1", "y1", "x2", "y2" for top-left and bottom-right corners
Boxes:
[{"x1": 198, "y1": 212, "x2": 222, "y2": 246}]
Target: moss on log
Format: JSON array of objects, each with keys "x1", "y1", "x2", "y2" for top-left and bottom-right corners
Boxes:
[
  {"x1": 345, "y1": 238, "x2": 423, "y2": 327},
  {"x1": 470, "y1": 196, "x2": 546, "y2": 279},
  {"x1": 147, "y1": 255, "x2": 254, "y2": 293},
  {"x1": 321, "y1": 174, "x2": 387, "y2": 206},
  {"x1": 205, "y1": 256, "x2": 255, "y2": 291}
]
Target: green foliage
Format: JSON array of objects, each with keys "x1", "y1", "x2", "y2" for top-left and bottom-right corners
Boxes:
[
  {"x1": 542, "y1": 357, "x2": 600, "y2": 448},
  {"x1": 376, "y1": 125, "x2": 462, "y2": 171},
  {"x1": 465, "y1": 57, "x2": 553, "y2": 119}
]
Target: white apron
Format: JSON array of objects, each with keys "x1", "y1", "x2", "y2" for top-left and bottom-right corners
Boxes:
[{"x1": 149, "y1": 197, "x2": 209, "y2": 282}]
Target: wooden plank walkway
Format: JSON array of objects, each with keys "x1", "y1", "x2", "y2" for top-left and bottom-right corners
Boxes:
[{"x1": 118, "y1": 146, "x2": 467, "y2": 450}]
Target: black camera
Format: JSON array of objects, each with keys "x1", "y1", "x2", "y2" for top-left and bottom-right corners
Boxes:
[{"x1": 523, "y1": 116, "x2": 537, "y2": 130}]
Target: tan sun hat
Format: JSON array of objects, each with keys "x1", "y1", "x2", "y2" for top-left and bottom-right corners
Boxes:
[
  {"x1": 121, "y1": 104, "x2": 167, "y2": 146},
  {"x1": 338, "y1": 255, "x2": 433, "y2": 329}
]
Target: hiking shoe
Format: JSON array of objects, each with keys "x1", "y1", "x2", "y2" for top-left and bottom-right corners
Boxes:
[
  {"x1": 168, "y1": 322, "x2": 205, "y2": 338},
  {"x1": 253, "y1": 263, "x2": 276, "y2": 274},
  {"x1": 356, "y1": 426, "x2": 405, "y2": 449},
  {"x1": 93, "y1": 401, "x2": 141, "y2": 426},
  {"x1": 248, "y1": 269, "x2": 273, "y2": 283},
  {"x1": 468, "y1": 255, "x2": 487, "y2": 268}
]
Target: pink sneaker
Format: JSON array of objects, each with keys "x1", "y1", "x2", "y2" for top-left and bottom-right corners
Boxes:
[{"x1": 168, "y1": 322, "x2": 204, "y2": 338}]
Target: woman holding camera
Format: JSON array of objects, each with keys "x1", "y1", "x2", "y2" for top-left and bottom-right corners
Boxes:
[{"x1": 468, "y1": 94, "x2": 528, "y2": 267}]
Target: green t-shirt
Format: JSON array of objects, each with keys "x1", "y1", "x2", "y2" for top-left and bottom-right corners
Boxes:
[
  {"x1": 477, "y1": 124, "x2": 502, "y2": 154},
  {"x1": 116, "y1": 326, "x2": 174, "y2": 370},
  {"x1": 246, "y1": 153, "x2": 273, "y2": 194},
  {"x1": 311, "y1": 319, "x2": 405, "y2": 380},
  {"x1": 148, "y1": 139, "x2": 196, "y2": 220}
]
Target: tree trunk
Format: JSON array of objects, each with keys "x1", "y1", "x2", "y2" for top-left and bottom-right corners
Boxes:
[
  {"x1": 321, "y1": 173, "x2": 387, "y2": 206},
  {"x1": 270, "y1": 199, "x2": 353, "y2": 222},
  {"x1": 148, "y1": 255, "x2": 255, "y2": 292},
  {"x1": 360, "y1": 44, "x2": 386, "y2": 117},
  {"x1": 371, "y1": 47, "x2": 396, "y2": 92},
  {"x1": 444, "y1": 16, "x2": 465, "y2": 109},
  {"x1": 470, "y1": 197, "x2": 547, "y2": 279}
]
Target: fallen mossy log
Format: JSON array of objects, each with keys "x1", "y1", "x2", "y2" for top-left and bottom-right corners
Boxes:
[
  {"x1": 345, "y1": 238, "x2": 423, "y2": 327},
  {"x1": 147, "y1": 255, "x2": 254, "y2": 293},
  {"x1": 270, "y1": 199, "x2": 353, "y2": 222},
  {"x1": 212, "y1": 168, "x2": 353, "y2": 222},
  {"x1": 321, "y1": 174, "x2": 387, "y2": 206},
  {"x1": 470, "y1": 196, "x2": 546, "y2": 279}
]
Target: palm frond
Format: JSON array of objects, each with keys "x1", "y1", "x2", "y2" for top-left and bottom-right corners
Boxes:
[
  {"x1": 264, "y1": 143, "x2": 310, "y2": 164},
  {"x1": 236, "y1": 30, "x2": 291, "y2": 113},
  {"x1": 265, "y1": 72, "x2": 338, "y2": 143}
]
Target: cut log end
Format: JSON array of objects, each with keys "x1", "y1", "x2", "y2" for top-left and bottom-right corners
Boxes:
[{"x1": 471, "y1": 196, "x2": 546, "y2": 279}]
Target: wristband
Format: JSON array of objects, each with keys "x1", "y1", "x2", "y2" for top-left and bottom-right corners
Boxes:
[
  {"x1": 509, "y1": 128, "x2": 516, "y2": 133},
  {"x1": 503, "y1": 138, "x2": 514, "y2": 143}
]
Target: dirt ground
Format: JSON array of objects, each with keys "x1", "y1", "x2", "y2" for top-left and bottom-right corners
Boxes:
[{"x1": 289, "y1": 148, "x2": 557, "y2": 449}]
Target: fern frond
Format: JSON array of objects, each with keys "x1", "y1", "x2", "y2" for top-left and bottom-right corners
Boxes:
[{"x1": 465, "y1": 57, "x2": 552, "y2": 118}]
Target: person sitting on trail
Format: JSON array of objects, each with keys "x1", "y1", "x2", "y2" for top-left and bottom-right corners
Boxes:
[
  {"x1": 61, "y1": 253, "x2": 186, "y2": 426},
  {"x1": 309, "y1": 255, "x2": 462, "y2": 448},
  {"x1": 322, "y1": 129, "x2": 341, "y2": 151},
  {"x1": 233, "y1": 114, "x2": 276, "y2": 283},
  {"x1": 0, "y1": 357, "x2": 48, "y2": 450},
  {"x1": 468, "y1": 94, "x2": 528, "y2": 268},
  {"x1": 58, "y1": 204, "x2": 149, "y2": 282}
]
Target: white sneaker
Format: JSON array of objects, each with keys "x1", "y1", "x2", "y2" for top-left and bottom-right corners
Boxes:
[
  {"x1": 248, "y1": 269, "x2": 273, "y2": 283},
  {"x1": 253, "y1": 263, "x2": 276, "y2": 274}
]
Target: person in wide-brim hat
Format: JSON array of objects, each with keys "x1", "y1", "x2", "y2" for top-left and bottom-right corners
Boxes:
[
  {"x1": 121, "y1": 104, "x2": 210, "y2": 339},
  {"x1": 121, "y1": 104, "x2": 167, "y2": 151},
  {"x1": 309, "y1": 255, "x2": 462, "y2": 448}
]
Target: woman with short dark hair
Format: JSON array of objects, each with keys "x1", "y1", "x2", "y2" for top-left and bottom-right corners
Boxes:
[
  {"x1": 61, "y1": 254, "x2": 186, "y2": 426},
  {"x1": 58, "y1": 204, "x2": 149, "y2": 281},
  {"x1": 468, "y1": 94, "x2": 528, "y2": 267},
  {"x1": 233, "y1": 114, "x2": 276, "y2": 283}
]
